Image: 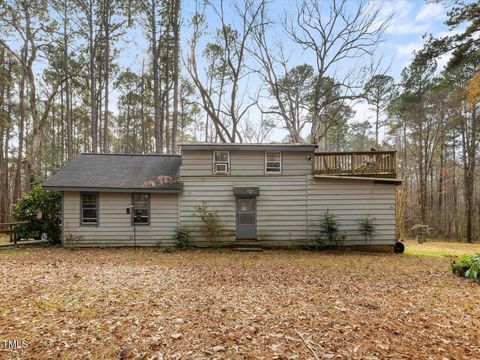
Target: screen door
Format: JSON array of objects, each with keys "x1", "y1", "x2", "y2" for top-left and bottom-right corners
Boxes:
[{"x1": 236, "y1": 197, "x2": 257, "y2": 240}]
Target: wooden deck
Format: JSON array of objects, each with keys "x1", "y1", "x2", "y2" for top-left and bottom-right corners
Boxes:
[{"x1": 313, "y1": 151, "x2": 397, "y2": 178}]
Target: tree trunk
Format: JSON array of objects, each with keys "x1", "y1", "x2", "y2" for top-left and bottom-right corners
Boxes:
[
  {"x1": 103, "y1": 1, "x2": 110, "y2": 153},
  {"x1": 452, "y1": 140, "x2": 458, "y2": 239},
  {"x1": 0, "y1": 49, "x2": 7, "y2": 222},
  {"x1": 88, "y1": 0, "x2": 98, "y2": 153},
  {"x1": 151, "y1": 0, "x2": 163, "y2": 154},
  {"x1": 64, "y1": 4, "x2": 73, "y2": 160},
  {"x1": 375, "y1": 102, "x2": 380, "y2": 146},
  {"x1": 171, "y1": 0, "x2": 180, "y2": 154},
  {"x1": 140, "y1": 62, "x2": 146, "y2": 153},
  {"x1": 464, "y1": 112, "x2": 477, "y2": 243},
  {"x1": 164, "y1": 59, "x2": 170, "y2": 153},
  {"x1": 13, "y1": 44, "x2": 27, "y2": 202}
]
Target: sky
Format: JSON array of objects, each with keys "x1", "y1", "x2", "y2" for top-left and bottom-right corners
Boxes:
[
  {"x1": 350, "y1": 0, "x2": 452, "y2": 140},
  {"x1": 161, "y1": 0, "x2": 452, "y2": 142},
  {"x1": 7, "y1": 0, "x2": 454, "y2": 143}
]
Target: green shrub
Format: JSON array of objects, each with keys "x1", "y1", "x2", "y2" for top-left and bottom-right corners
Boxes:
[
  {"x1": 174, "y1": 226, "x2": 191, "y2": 248},
  {"x1": 315, "y1": 211, "x2": 341, "y2": 249},
  {"x1": 194, "y1": 201, "x2": 224, "y2": 247},
  {"x1": 451, "y1": 253, "x2": 480, "y2": 282},
  {"x1": 12, "y1": 187, "x2": 62, "y2": 244},
  {"x1": 358, "y1": 216, "x2": 377, "y2": 245}
]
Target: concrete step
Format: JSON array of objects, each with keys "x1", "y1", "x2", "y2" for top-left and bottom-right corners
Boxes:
[
  {"x1": 235, "y1": 241, "x2": 261, "y2": 246},
  {"x1": 233, "y1": 247, "x2": 263, "y2": 252}
]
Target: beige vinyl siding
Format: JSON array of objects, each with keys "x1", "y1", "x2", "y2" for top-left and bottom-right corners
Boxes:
[
  {"x1": 180, "y1": 150, "x2": 312, "y2": 177},
  {"x1": 231, "y1": 151, "x2": 265, "y2": 175},
  {"x1": 282, "y1": 152, "x2": 312, "y2": 175},
  {"x1": 179, "y1": 176, "x2": 308, "y2": 246},
  {"x1": 63, "y1": 192, "x2": 178, "y2": 247},
  {"x1": 62, "y1": 160, "x2": 396, "y2": 247},
  {"x1": 179, "y1": 150, "x2": 212, "y2": 176},
  {"x1": 179, "y1": 175, "x2": 397, "y2": 247},
  {"x1": 307, "y1": 176, "x2": 396, "y2": 245}
]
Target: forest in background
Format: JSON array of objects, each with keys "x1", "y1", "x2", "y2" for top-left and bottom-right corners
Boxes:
[{"x1": 0, "y1": 0, "x2": 479, "y2": 242}]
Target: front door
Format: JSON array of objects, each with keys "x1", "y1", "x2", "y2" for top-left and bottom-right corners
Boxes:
[{"x1": 236, "y1": 197, "x2": 257, "y2": 240}]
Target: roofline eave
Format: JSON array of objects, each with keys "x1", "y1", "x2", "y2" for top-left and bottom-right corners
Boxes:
[
  {"x1": 41, "y1": 185, "x2": 183, "y2": 193},
  {"x1": 178, "y1": 143, "x2": 317, "y2": 152}
]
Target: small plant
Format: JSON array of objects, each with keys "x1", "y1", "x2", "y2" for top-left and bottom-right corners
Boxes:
[
  {"x1": 161, "y1": 246, "x2": 175, "y2": 253},
  {"x1": 315, "y1": 211, "x2": 340, "y2": 249},
  {"x1": 174, "y1": 226, "x2": 191, "y2": 248},
  {"x1": 451, "y1": 253, "x2": 480, "y2": 282},
  {"x1": 358, "y1": 216, "x2": 377, "y2": 245},
  {"x1": 194, "y1": 201, "x2": 224, "y2": 247},
  {"x1": 12, "y1": 187, "x2": 62, "y2": 244},
  {"x1": 64, "y1": 233, "x2": 83, "y2": 247}
]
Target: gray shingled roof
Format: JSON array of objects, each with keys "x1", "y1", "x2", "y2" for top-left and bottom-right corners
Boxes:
[{"x1": 42, "y1": 154, "x2": 182, "y2": 193}]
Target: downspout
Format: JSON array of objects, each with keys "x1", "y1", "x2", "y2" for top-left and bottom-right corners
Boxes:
[
  {"x1": 61, "y1": 192, "x2": 64, "y2": 245},
  {"x1": 306, "y1": 175, "x2": 309, "y2": 247}
]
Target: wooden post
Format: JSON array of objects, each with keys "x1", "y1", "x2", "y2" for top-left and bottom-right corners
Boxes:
[
  {"x1": 393, "y1": 152, "x2": 397, "y2": 176},
  {"x1": 351, "y1": 153, "x2": 355, "y2": 175}
]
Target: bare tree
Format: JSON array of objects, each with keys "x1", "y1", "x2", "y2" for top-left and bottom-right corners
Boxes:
[
  {"x1": 185, "y1": 0, "x2": 265, "y2": 143},
  {"x1": 240, "y1": 114, "x2": 277, "y2": 143},
  {"x1": 284, "y1": 0, "x2": 390, "y2": 144},
  {"x1": 249, "y1": 5, "x2": 311, "y2": 142},
  {"x1": 0, "y1": 0, "x2": 67, "y2": 186}
]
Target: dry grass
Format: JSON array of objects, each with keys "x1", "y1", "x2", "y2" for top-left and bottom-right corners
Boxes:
[
  {"x1": 405, "y1": 239, "x2": 480, "y2": 257},
  {"x1": 0, "y1": 242, "x2": 479, "y2": 359},
  {"x1": 0, "y1": 235, "x2": 10, "y2": 244}
]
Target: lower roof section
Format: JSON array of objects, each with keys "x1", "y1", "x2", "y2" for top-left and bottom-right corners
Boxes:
[{"x1": 42, "y1": 153, "x2": 182, "y2": 192}]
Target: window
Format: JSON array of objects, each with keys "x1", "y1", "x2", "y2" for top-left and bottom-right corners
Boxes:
[
  {"x1": 265, "y1": 151, "x2": 281, "y2": 173},
  {"x1": 132, "y1": 193, "x2": 150, "y2": 225},
  {"x1": 81, "y1": 192, "x2": 98, "y2": 225},
  {"x1": 213, "y1": 151, "x2": 230, "y2": 174}
]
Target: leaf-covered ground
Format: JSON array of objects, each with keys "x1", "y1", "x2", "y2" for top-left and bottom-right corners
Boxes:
[{"x1": 1, "y1": 241, "x2": 479, "y2": 359}]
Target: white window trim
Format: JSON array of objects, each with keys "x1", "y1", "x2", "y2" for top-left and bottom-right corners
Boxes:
[
  {"x1": 131, "y1": 193, "x2": 151, "y2": 226},
  {"x1": 80, "y1": 192, "x2": 99, "y2": 226},
  {"x1": 265, "y1": 151, "x2": 282, "y2": 174},
  {"x1": 213, "y1": 151, "x2": 230, "y2": 174}
]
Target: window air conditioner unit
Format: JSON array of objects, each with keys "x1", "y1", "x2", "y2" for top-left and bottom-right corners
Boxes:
[{"x1": 214, "y1": 163, "x2": 228, "y2": 174}]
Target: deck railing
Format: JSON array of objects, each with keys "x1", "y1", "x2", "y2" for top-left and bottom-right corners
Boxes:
[{"x1": 313, "y1": 151, "x2": 397, "y2": 177}]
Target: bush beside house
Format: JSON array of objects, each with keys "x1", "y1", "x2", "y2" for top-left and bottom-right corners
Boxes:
[
  {"x1": 12, "y1": 187, "x2": 62, "y2": 244},
  {"x1": 194, "y1": 201, "x2": 225, "y2": 247}
]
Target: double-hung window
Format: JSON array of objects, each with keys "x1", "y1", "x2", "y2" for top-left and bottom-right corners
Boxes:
[
  {"x1": 132, "y1": 193, "x2": 150, "y2": 225},
  {"x1": 265, "y1": 151, "x2": 282, "y2": 174},
  {"x1": 81, "y1": 192, "x2": 98, "y2": 225},
  {"x1": 213, "y1": 151, "x2": 230, "y2": 174}
]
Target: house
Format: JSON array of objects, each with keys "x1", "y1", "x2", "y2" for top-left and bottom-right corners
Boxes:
[{"x1": 42, "y1": 143, "x2": 402, "y2": 248}]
